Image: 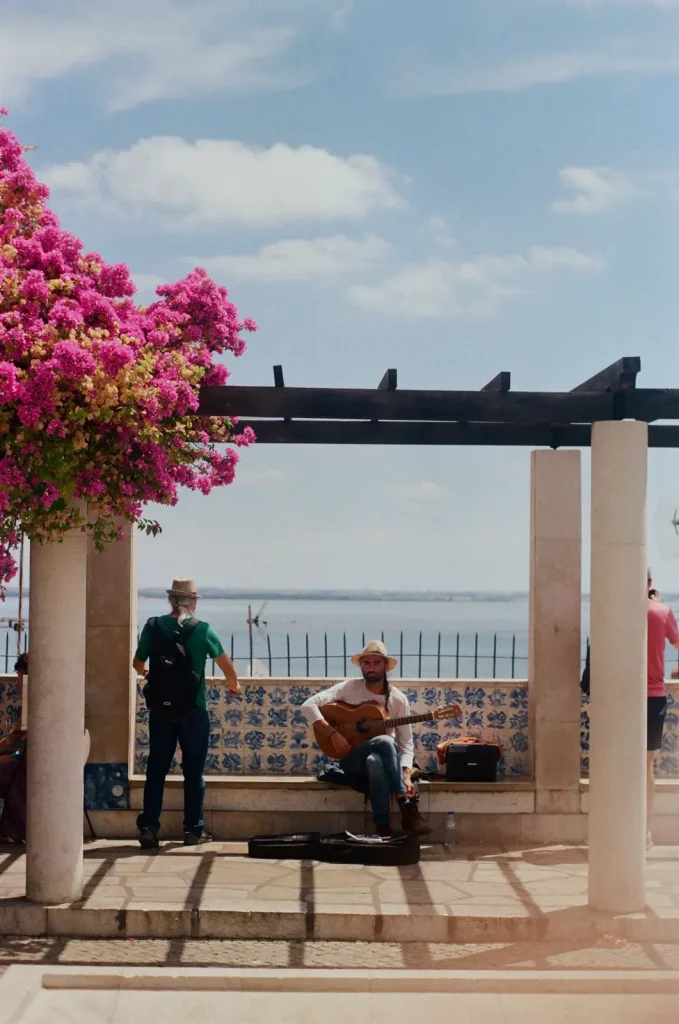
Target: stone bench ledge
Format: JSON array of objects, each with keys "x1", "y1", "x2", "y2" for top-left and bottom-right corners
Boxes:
[
  {"x1": 130, "y1": 774, "x2": 534, "y2": 790},
  {"x1": 580, "y1": 777, "x2": 679, "y2": 816},
  {"x1": 580, "y1": 778, "x2": 679, "y2": 791},
  {"x1": 128, "y1": 775, "x2": 535, "y2": 814}
]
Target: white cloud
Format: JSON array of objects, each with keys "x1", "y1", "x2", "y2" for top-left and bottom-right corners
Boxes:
[
  {"x1": 347, "y1": 246, "x2": 604, "y2": 318},
  {"x1": 199, "y1": 234, "x2": 389, "y2": 282},
  {"x1": 132, "y1": 273, "x2": 165, "y2": 296},
  {"x1": 396, "y1": 37, "x2": 679, "y2": 96},
  {"x1": 401, "y1": 481, "x2": 449, "y2": 501},
  {"x1": 0, "y1": 0, "x2": 333, "y2": 110},
  {"x1": 423, "y1": 216, "x2": 456, "y2": 249},
  {"x1": 329, "y1": 0, "x2": 355, "y2": 30},
  {"x1": 553, "y1": 166, "x2": 638, "y2": 213},
  {"x1": 40, "y1": 137, "x2": 403, "y2": 229}
]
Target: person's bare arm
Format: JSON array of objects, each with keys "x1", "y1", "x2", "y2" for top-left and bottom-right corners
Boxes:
[
  {"x1": 312, "y1": 719, "x2": 351, "y2": 760},
  {"x1": 133, "y1": 657, "x2": 147, "y2": 677},
  {"x1": 214, "y1": 652, "x2": 241, "y2": 694}
]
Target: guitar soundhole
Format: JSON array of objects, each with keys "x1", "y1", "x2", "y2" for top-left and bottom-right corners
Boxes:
[{"x1": 356, "y1": 720, "x2": 369, "y2": 734}]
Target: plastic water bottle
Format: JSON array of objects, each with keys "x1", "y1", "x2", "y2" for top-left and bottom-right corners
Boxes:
[{"x1": 445, "y1": 811, "x2": 455, "y2": 848}]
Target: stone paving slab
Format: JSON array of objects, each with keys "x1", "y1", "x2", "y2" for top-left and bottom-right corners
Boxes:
[
  {"x1": 4, "y1": 965, "x2": 679, "y2": 1024},
  {"x1": 0, "y1": 841, "x2": 678, "y2": 943},
  {"x1": 1, "y1": 937, "x2": 679, "y2": 972}
]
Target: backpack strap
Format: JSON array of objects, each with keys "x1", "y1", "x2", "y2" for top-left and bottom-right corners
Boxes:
[{"x1": 181, "y1": 617, "x2": 200, "y2": 639}]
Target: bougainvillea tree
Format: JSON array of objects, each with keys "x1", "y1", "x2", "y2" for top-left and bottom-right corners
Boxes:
[{"x1": 0, "y1": 112, "x2": 255, "y2": 592}]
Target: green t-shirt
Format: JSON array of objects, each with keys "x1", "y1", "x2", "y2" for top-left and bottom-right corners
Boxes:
[{"x1": 135, "y1": 615, "x2": 225, "y2": 711}]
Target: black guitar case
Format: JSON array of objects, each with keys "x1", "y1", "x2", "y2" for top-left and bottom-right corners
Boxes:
[
  {"x1": 248, "y1": 830, "x2": 420, "y2": 865},
  {"x1": 320, "y1": 831, "x2": 421, "y2": 866},
  {"x1": 248, "y1": 832, "x2": 322, "y2": 859}
]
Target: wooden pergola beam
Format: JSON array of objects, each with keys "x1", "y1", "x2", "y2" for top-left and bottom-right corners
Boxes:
[
  {"x1": 571, "y1": 357, "x2": 641, "y2": 394},
  {"x1": 378, "y1": 368, "x2": 397, "y2": 390},
  {"x1": 273, "y1": 365, "x2": 285, "y2": 387},
  {"x1": 199, "y1": 386, "x2": 629, "y2": 423},
  {"x1": 231, "y1": 420, "x2": 679, "y2": 447},
  {"x1": 481, "y1": 372, "x2": 511, "y2": 393}
]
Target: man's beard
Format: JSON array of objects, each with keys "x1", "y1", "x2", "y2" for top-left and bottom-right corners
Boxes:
[{"x1": 363, "y1": 670, "x2": 385, "y2": 686}]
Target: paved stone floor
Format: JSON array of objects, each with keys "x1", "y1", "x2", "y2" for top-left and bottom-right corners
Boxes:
[
  {"x1": 0, "y1": 839, "x2": 676, "y2": 913},
  {"x1": 1, "y1": 936, "x2": 679, "y2": 972},
  {"x1": 2, "y1": 841, "x2": 679, "y2": 942},
  {"x1": 2, "y1": 964, "x2": 679, "y2": 1024}
]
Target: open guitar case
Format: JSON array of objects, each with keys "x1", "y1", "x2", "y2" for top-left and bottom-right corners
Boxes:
[{"x1": 248, "y1": 830, "x2": 420, "y2": 866}]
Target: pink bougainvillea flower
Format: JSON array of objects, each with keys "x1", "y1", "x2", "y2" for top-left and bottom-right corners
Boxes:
[{"x1": 0, "y1": 112, "x2": 256, "y2": 592}]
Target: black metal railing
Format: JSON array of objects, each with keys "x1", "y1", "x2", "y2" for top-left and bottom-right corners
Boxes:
[
  {"x1": 0, "y1": 629, "x2": 28, "y2": 674},
  {"x1": 6, "y1": 625, "x2": 679, "y2": 681},
  {"x1": 208, "y1": 630, "x2": 530, "y2": 680}
]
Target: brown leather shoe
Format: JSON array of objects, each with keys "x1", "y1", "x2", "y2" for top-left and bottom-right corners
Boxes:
[{"x1": 400, "y1": 800, "x2": 434, "y2": 836}]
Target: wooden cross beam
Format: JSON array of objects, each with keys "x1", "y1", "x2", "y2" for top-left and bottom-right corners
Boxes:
[
  {"x1": 198, "y1": 383, "x2": 679, "y2": 425},
  {"x1": 571, "y1": 357, "x2": 641, "y2": 393},
  {"x1": 481, "y1": 372, "x2": 511, "y2": 393},
  {"x1": 231, "y1": 420, "x2": 679, "y2": 448},
  {"x1": 378, "y1": 368, "x2": 398, "y2": 390},
  {"x1": 199, "y1": 386, "x2": 619, "y2": 422}
]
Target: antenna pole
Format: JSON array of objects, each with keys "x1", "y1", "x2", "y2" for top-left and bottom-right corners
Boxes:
[
  {"x1": 17, "y1": 531, "x2": 24, "y2": 660},
  {"x1": 247, "y1": 604, "x2": 253, "y2": 677}
]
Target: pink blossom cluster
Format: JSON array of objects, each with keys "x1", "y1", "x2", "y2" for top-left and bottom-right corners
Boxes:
[{"x1": 0, "y1": 115, "x2": 256, "y2": 591}]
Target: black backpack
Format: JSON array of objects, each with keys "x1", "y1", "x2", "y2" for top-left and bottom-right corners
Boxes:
[
  {"x1": 580, "y1": 642, "x2": 590, "y2": 696},
  {"x1": 143, "y1": 617, "x2": 201, "y2": 716}
]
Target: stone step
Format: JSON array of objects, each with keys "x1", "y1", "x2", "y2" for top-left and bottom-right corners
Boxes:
[
  {"x1": 3, "y1": 897, "x2": 679, "y2": 945},
  {"x1": 5, "y1": 965, "x2": 679, "y2": 1024},
  {"x1": 4, "y1": 841, "x2": 679, "y2": 945}
]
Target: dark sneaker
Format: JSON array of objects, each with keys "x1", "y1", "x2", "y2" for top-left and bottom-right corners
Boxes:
[
  {"x1": 400, "y1": 800, "x2": 434, "y2": 836},
  {"x1": 139, "y1": 827, "x2": 159, "y2": 850},
  {"x1": 376, "y1": 823, "x2": 393, "y2": 838},
  {"x1": 184, "y1": 830, "x2": 213, "y2": 846}
]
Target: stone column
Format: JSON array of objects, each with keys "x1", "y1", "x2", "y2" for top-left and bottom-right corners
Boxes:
[
  {"x1": 528, "y1": 450, "x2": 582, "y2": 814},
  {"x1": 85, "y1": 522, "x2": 136, "y2": 770},
  {"x1": 588, "y1": 420, "x2": 647, "y2": 913},
  {"x1": 26, "y1": 517, "x2": 87, "y2": 903}
]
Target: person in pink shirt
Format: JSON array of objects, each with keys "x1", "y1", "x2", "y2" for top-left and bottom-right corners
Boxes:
[{"x1": 646, "y1": 570, "x2": 679, "y2": 849}]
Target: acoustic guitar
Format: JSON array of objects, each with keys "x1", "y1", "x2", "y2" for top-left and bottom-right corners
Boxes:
[{"x1": 314, "y1": 700, "x2": 462, "y2": 758}]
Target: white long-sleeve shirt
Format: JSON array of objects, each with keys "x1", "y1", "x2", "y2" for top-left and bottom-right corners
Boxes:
[{"x1": 301, "y1": 678, "x2": 414, "y2": 769}]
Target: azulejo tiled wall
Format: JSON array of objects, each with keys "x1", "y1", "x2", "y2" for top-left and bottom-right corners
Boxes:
[
  {"x1": 580, "y1": 686, "x2": 679, "y2": 778},
  {"x1": 0, "y1": 676, "x2": 23, "y2": 736},
  {"x1": 4, "y1": 674, "x2": 679, "y2": 781},
  {"x1": 133, "y1": 678, "x2": 531, "y2": 777}
]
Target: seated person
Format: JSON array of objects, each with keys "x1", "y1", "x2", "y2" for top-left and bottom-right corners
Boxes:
[{"x1": 302, "y1": 641, "x2": 431, "y2": 836}]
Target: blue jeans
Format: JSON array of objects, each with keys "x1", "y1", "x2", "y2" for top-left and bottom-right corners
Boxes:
[
  {"x1": 140, "y1": 708, "x2": 210, "y2": 834},
  {"x1": 340, "y1": 735, "x2": 407, "y2": 824}
]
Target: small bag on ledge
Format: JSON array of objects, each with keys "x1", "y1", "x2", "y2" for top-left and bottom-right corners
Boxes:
[{"x1": 437, "y1": 737, "x2": 501, "y2": 783}]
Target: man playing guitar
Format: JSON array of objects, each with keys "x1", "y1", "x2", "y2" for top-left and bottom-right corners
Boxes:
[{"x1": 302, "y1": 641, "x2": 433, "y2": 837}]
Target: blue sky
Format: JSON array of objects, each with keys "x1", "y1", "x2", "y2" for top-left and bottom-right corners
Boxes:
[{"x1": 3, "y1": 0, "x2": 679, "y2": 591}]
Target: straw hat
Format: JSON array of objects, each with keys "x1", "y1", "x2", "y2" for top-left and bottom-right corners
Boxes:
[
  {"x1": 167, "y1": 578, "x2": 200, "y2": 599},
  {"x1": 351, "y1": 640, "x2": 398, "y2": 672}
]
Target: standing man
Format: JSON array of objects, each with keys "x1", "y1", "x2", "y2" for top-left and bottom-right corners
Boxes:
[
  {"x1": 133, "y1": 578, "x2": 240, "y2": 849},
  {"x1": 302, "y1": 641, "x2": 431, "y2": 836},
  {"x1": 646, "y1": 570, "x2": 679, "y2": 849}
]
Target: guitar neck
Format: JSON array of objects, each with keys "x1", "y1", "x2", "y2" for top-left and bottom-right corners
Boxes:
[{"x1": 381, "y1": 710, "x2": 437, "y2": 730}]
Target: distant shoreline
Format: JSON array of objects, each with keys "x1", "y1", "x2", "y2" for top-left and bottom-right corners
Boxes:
[
  {"x1": 136, "y1": 589, "x2": 531, "y2": 603},
  {"x1": 6, "y1": 588, "x2": 675, "y2": 603},
  {"x1": 138, "y1": 588, "x2": 585, "y2": 602}
]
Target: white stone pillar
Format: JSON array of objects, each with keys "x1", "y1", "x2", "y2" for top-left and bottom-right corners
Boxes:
[
  {"x1": 528, "y1": 450, "x2": 582, "y2": 815},
  {"x1": 26, "y1": 517, "x2": 87, "y2": 904},
  {"x1": 588, "y1": 420, "x2": 648, "y2": 913}
]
